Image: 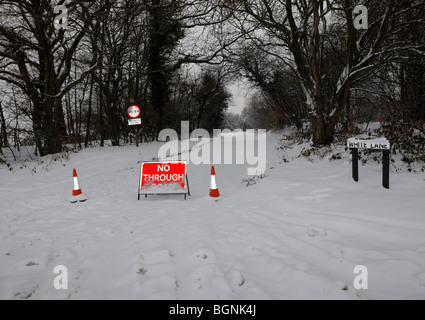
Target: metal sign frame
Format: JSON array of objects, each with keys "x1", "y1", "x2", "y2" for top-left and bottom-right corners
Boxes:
[{"x1": 137, "y1": 161, "x2": 191, "y2": 200}]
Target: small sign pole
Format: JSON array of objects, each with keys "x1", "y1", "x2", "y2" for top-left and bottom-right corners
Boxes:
[
  {"x1": 127, "y1": 105, "x2": 141, "y2": 147},
  {"x1": 352, "y1": 148, "x2": 359, "y2": 182},
  {"x1": 383, "y1": 150, "x2": 390, "y2": 189}
]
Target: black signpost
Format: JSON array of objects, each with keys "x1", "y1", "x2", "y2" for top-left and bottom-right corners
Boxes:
[
  {"x1": 352, "y1": 148, "x2": 359, "y2": 182},
  {"x1": 383, "y1": 149, "x2": 390, "y2": 189},
  {"x1": 127, "y1": 105, "x2": 141, "y2": 147},
  {"x1": 347, "y1": 138, "x2": 391, "y2": 189}
]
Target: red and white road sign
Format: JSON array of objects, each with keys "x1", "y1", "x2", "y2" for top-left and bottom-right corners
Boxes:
[
  {"x1": 127, "y1": 105, "x2": 141, "y2": 119},
  {"x1": 139, "y1": 161, "x2": 187, "y2": 194}
]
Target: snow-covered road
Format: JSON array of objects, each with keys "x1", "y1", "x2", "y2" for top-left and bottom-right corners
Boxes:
[{"x1": 1, "y1": 132, "x2": 424, "y2": 299}]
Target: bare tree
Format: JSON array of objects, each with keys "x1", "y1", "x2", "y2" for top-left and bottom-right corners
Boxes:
[
  {"x1": 167, "y1": 66, "x2": 231, "y2": 133},
  {"x1": 235, "y1": 44, "x2": 307, "y2": 129},
  {"x1": 84, "y1": 0, "x2": 148, "y2": 146},
  {"x1": 0, "y1": 1, "x2": 103, "y2": 155},
  {"x1": 223, "y1": 0, "x2": 425, "y2": 145}
]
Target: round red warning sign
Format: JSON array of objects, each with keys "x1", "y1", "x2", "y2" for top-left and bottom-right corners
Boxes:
[{"x1": 127, "y1": 105, "x2": 141, "y2": 119}]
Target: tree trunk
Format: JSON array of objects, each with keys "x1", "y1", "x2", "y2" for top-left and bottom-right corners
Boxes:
[
  {"x1": 99, "y1": 78, "x2": 105, "y2": 148},
  {"x1": 146, "y1": 0, "x2": 184, "y2": 136},
  {"x1": 311, "y1": 118, "x2": 337, "y2": 146},
  {"x1": 43, "y1": 50, "x2": 63, "y2": 155},
  {"x1": 310, "y1": 73, "x2": 352, "y2": 146},
  {"x1": 148, "y1": 0, "x2": 162, "y2": 135},
  {"x1": 0, "y1": 102, "x2": 7, "y2": 154},
  {"x1": 85, "y1": 76, "x2": 94, "y2": 147}
]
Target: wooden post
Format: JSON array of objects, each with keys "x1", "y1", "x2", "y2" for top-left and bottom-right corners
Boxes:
[
  {"x1": 383, "y1": 150, "x2": 390, "y2": 189},
  {"x1": 352, "y1": 148, "x2": 359, "y2": 182}
]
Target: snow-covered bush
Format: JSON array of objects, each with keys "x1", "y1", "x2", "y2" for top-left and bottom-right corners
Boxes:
[{"x1": 380, "y1": 120, "x2": 425, "y2": 172}]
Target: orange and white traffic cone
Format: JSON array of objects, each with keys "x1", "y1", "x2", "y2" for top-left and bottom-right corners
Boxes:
[
  {"x1": 209, "y1": 166, "x2": 221, "y2": 198},
  {"x1": 71, "y1": 169, "x2": 87, "y2": 203}
]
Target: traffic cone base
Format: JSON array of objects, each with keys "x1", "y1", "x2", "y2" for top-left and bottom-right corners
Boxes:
[
  {"x1": 72, "y1": 189, "x2": 82, "y2": 196},
  {"x1": 209, "y1": 188, "x2": 220, "y2": 198}
]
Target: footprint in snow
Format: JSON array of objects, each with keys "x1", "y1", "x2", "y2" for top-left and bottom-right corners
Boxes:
[
  {"x1": 308, "y1": 226, "x2": 328, "y2": 238},
  {"x1": 194, "y1": 248, "x2": 217, "y2": 262},
  {"x1": 225, "y1": 269, "x2": 245, "y2": 287}
]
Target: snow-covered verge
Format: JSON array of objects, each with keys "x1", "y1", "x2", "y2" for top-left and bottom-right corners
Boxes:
[{"x1": 0, "y1": 132, "x2": 424, "y2": 300}]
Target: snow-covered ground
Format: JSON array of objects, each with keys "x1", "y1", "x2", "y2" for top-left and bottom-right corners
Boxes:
[{"x1": 0, "y1": 132, "x2": 424, "y2": 300}]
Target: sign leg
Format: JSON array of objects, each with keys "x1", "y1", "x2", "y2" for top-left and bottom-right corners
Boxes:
[
  {"x1": 352, "y1": 148, "x2": 359, "y2": 182},
  {"x1": 383, "y1": 150, "x2": 390, "y2": 189},
  {"x1": 186, "y1": 175, "x2": 191, "y2": 196}
]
